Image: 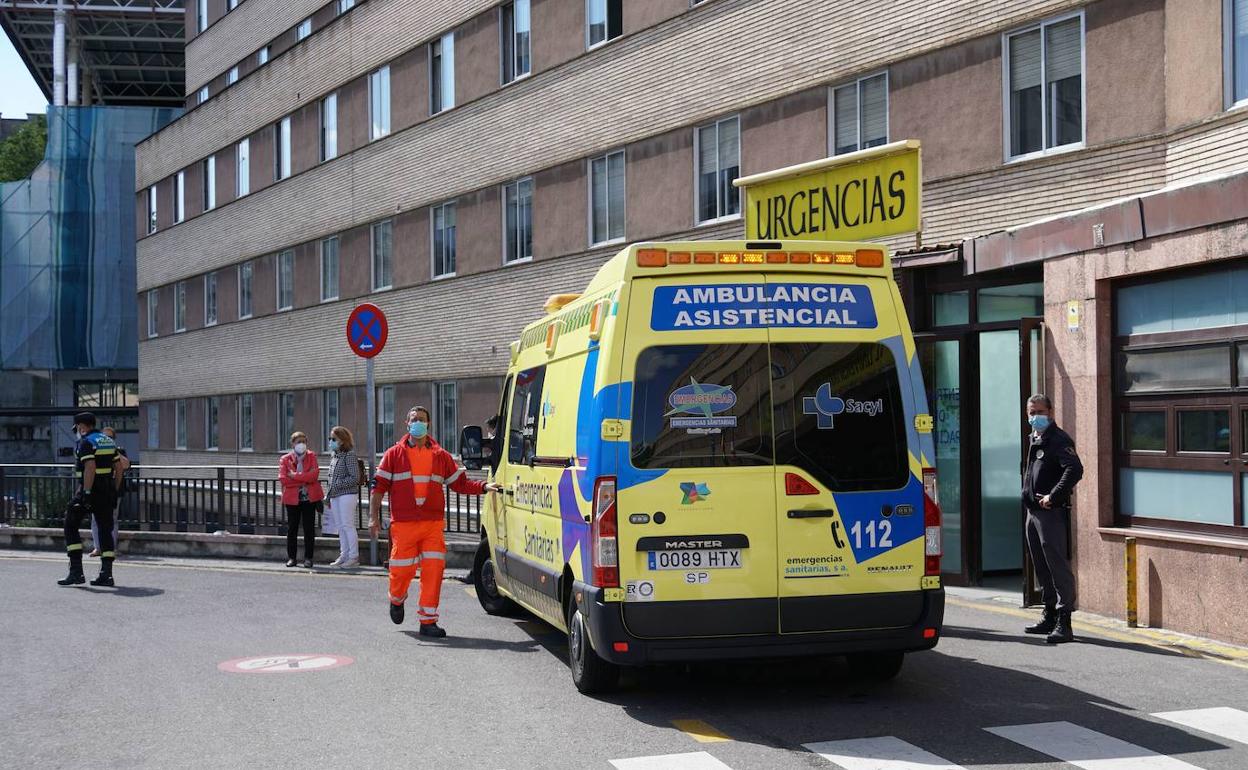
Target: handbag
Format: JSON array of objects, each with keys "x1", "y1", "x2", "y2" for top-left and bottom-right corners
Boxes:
[{"x1": 357, "y1": 457, "x2": 368, "y2": 487}]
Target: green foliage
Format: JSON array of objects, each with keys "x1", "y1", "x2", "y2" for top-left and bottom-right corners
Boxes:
[{"x1": 0, "y1": 115, "x2": 48, "y2": 183}]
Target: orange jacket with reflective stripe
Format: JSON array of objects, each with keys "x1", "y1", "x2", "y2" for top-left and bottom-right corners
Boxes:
[{"x1": 374, "y1": 437, "x2": 486, "y2": 522}]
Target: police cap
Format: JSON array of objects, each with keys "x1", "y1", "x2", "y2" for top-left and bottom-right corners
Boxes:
[{"x1": 73, "y1": 411, "x2": 97, "y2": 428}]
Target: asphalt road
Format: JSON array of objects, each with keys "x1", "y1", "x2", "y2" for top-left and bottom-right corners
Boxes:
[{"x1": 3, "y1": 550, "x2": 1247, "y2": 770}]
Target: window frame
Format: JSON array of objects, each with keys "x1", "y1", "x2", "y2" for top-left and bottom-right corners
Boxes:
[
  {"x1": 693, "y1": 114, "x2": 742, "y2": 226},
  {"x1": 279, "y1": 392, "x2": 295, "y2": 448},
  {"x1": 376, "y1": 384, "x2": 395, "y2": 455},
  {"x1": 827, "y1": 71, "x2": 890, "y2": 157},
  {"x1": 174, "y1": 280, "x2": 186, "y2": 332},
  {"x1": 1001, "y1": 10, "x2": 1087, "y2": 163},
  {"x1": 431, "y1": 33, "x2": 456, "y2": 114},
  {"x1": 585, "y1": 0, "x2": 623, "y2": 50},
  {"x1": 500, "y1": 0, "x2": 532, "y2": 85},
  {"x1": 146, "y1": 289, "x2": 158, "y2": 338},
  {"x1": 371, "y1": 219, "x2": 393, "y2": 291},
  {"x1": 226, "y1": 66, "x2": 239, "y2": 86},
  {"x1": 257, "y1": 46, "x2": 270, "y2": 66},
  {"x1": 238, "y1": 393, "x2": 254, "y2": 451},
  {"x1": 147, "y1": 404, "x2": 159, "y2": 449},
  {"x1": 323, "y1": 388, "x2": 340, "y2": 451},
  {"x1": 296, "y1": 18, "x2": 312, "y2": 42},
  {"x1": 502, "y1": 177, "x2": 534, "y2": 265},
  {"x1": 431, "y1": 201, "x2": 457, "y2": 280},
  {"x1": 337, "y1": 0, "x2": 355, "y2": 15},
  {"x1": 588, "y1": 149, "x2": 626, "y2": 247},
  {"x1": 320, "y1": 92, "x2": 338, "y2": 162},
  {"x1": 174, "y1": 170, "x2": 185, "y2": 223},
  {"x1": 204, "y1": 271, "x2": 218, "y2": 327},
  {"x1": 275, "y1": 116, "x2": 292, "y2": 181},
  {"x1": 206, "y1": 396, "x2": 220, "y2": 451},
  {"x1": 276, "y1": 249, "x2": 295, "y2": 311},
  {"x1": 320, "y1": 236, "x2": 339, "y2": 302},
  {"x1": 197, "y1": 86, "x2": 209, "y2": 105},
  {"x1": 146, "y1": 185, "x2": 157, "y2": 234},
  {"x1": 1227, "y1": 0, "x2": 1248, "y2": 110},
  {"x1": 236, "y1": 138, "x2": 250, "y2": 197},
  {"x1": 237, "y1": 260, "x2": 254, "y2": 319},
  {"x1": 436, "y1": 381, "x2": 458, "y2": 454},
  {"x1": 196, "y1": 0, "x2": 207, "y2": 33},
  {"x1": 203, "y1": 155, "x2": 216, "y2": 211},
  {"x1": 369, "y1": 65, "x2": 391, "y2": 141},
  {"x1": 175, "y1": 399, "x2": 187, "y2": 450}
]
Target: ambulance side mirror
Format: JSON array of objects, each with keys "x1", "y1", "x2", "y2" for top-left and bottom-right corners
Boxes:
[{"x1": 460, "y1": 425, "x2": 485, "y2": 471}]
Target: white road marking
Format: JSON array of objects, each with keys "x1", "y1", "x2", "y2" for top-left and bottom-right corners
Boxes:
[
  {"x1": 803, "y1": 736, "x2": 965, "y2": 769},
  {"x1": 609, "y1": 751, "x2": 734, "y2": 769},
  {"x1": 986, "y1": 721, "x2": 1205, "y2": 769},
  {"x1": 1153, "y1": 708, "x2": 1248, "y2": 746}
]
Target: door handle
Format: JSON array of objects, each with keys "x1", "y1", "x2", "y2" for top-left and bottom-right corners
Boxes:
[
  {"x1": 503, "y1": 487, "x2": 515, "y2": 497},
  {"x1": 787, "y1": 509, "x2": 836, "y2": 519}
]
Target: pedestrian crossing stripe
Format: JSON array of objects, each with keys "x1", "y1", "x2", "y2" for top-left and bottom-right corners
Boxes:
[
  {"x1": 1153, "y1": 708, "x2": 1248, "y2": 746},
  {"x1": 609, "y1": 751, "x2": 733, "y2": 769},
  {"x1": 986, "y1": 721, "x2": 1204, "y2": 770},
  {"x1": 803, "y1": 736, "x2": 964, "y2": 769}
]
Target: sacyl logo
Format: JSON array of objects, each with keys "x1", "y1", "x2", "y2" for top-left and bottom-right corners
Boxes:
[{"x1": 802, "y1": 383, "x2": 885, "y2": 429}]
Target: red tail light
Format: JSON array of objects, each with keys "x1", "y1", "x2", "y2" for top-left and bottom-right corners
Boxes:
[
  {"x1": 922, "y1": 467, "x2": 942, "y2": 576},
  {"x1": 784, "y1": 472, "x2": 820, "y2": 496},
  {"x1": 591, "y1": 476, "x2": 619, "y2": 587}
]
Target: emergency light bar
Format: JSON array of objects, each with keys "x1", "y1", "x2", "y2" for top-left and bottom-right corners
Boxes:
[{"x1": 636, "y1": 248, "x2": 884, "y2": 269}]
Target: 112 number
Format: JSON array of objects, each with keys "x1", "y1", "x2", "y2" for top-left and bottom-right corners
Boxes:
[{"x1": 851, "y1": 520, "x2": 893, "y2": 549}]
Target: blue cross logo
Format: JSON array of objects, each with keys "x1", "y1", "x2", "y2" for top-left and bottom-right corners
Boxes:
[{"x1": 802, "y1": 383, "x2": 845, "y2": 429}]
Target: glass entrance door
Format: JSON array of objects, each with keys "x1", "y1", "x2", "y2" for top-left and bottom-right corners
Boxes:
[{"x1": 917, "y1": 334, "x2": 969, "y2": 582}]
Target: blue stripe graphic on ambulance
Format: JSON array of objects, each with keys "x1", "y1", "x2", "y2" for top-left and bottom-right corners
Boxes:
[
  {"x1": 558, "y1": 470, "x2": 590, "y2": 577},
  {"x1": 877, "y1": 334, "x2": 933, "y2": 464},
  {"x1": 831, "y1": 476, "x2": 925, "y2": 564}
]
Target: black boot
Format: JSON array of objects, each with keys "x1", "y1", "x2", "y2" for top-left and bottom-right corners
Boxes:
[
  {"x1": 1046, "y1": 611, "x2": 1074, "y2": 644},
  {"x1": 389, "y1": 602, "x2": 405, "y2": 625},
  {"x1": 58, "y1": 552, "x2": 85, "y2": 586},
  {"x1": 1025, "y1": 605, "x2": 1057, "y2": 635},
  {"x1": 418, "y1": 623, "x2": 447, "y2": 638},
  {"x1": 90, "y1": 557, "x2": 115, "y2": 587}
]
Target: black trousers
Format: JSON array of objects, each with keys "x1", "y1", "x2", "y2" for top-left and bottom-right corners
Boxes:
[
  {"x1": 285, "y1": 502, "x2": 315, "y2": 561},
  {"x1": 1025, "y1": 506, "x2": 1076, "y2": 612},
  {"x1": 65, "y1": 493, "x2": 116, "y2": 559}
]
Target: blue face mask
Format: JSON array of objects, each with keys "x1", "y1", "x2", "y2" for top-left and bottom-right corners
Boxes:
[
  {"x1": 409, "y1": 420, "x2": 428, "y2": 439},
  {"x1": 1029, "y1": 414, "x2": 1051, "y2": 432},
  {"x1": 328, "y1": 438, "x2": 339, "y2": 452}
]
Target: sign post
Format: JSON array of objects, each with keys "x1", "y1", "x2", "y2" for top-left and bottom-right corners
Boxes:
[{"x1": 347, "y1": 303, "x2": 388, "y2": 566}]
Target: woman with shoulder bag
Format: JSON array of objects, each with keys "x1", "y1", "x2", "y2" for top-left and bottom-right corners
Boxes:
[
  {"x1": 324, "y1": 426, "x2": 361, "y2": 568},
  {"x1": 279, "y1": 431, "x2": 323, "y2": 568}
]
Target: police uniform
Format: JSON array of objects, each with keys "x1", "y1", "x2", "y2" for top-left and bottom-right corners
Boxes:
[
  {"x1": 1022, "y1": 421, "x2": 1083, "y2": 642},
  {"x1": 59, "y1": 417, "x2": 119, "y2": 587}
]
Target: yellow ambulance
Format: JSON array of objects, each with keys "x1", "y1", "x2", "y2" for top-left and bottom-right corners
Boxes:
[{"x1": 462, "y1": 240, "x2": 944, "y2": 693}]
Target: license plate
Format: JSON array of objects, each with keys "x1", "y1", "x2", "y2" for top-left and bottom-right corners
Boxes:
[{"x1": 647, "y1": 549, "x2": 742, "y2": 570}]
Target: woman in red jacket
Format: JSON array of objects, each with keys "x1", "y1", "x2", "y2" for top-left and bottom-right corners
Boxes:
[{"x1": 279, "y1": 431, "x2": 324, "y2": 568}]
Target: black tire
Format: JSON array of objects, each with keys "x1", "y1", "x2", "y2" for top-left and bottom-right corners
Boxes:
[
  {"x1": 846, "y1": 651, "x2": 905, "y2": 681},
  {"x1": 566, "y1": 599, "x2": 619, "y2": 694},
  {"x1": 473, "y1": 539, "x2": 519, "y2": 616}
]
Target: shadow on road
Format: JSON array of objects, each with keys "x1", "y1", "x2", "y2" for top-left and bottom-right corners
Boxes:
[
  {"x1": 399, "y1": 629, "x2": 547, "y2": 653},
  {"x1": 942, "y1": 624, "x2": 1192, "y2": 658},
  {"x1": 74, "y1": 585, "x2": 165, "y2": 598}
]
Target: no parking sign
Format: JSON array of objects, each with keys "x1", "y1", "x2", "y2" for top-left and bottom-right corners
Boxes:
[{"x1": 347, "y1": 303, "x2": 388, "y2": 359}]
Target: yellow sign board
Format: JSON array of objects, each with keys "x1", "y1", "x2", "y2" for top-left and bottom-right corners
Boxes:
[{"x1": 736, "y1": 140, "x2": 921, "y2": 242}]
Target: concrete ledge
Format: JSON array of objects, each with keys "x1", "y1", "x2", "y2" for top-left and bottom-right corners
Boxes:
[{"x1": 0, "y1": 527, "x2": 476, "y2": 569}]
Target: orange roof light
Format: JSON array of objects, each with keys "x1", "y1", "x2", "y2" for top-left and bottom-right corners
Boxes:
[
  {"x1": 668, "y1": 251, "x2": 691, "y2": 264},
  {"x1": 636, "y1": 248, "x2": 667, "y2": 267},
  {"x1": 693, "y1": 252, "x2": 716, "y2": 264},
  {"x1": 719, "y1": 252, "x2": 741, "y2": 264},
  {"x1": 834, "y1": 252, "x2": 855, "y2": 265},
  {"x1": 545, "y1": 321, "x2": 561, "y2": 354},
  {"x1": 856, "y1": 248, "x2": 885, "y2": 268},
  {"x1": 813, "y1": 252, "x2": 833, "y2": 264},
  {"x1": 789, "y1": 252, "x2": 811, "y2": 264},
  {"x1": 766, "y1": 252, "x2": 788, "y2": 264},
  {"x1": 588, "y1": 299, "x2": 609, "y2": 341},
  {"x1": 742, "y1": 252, "x2": 765, "y2": 265}
]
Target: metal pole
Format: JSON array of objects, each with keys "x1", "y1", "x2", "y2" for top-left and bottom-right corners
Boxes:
[
  {"x1": 52, "y1": 8, "x2": 67, "y2": 107},
  {"x1": 366, "y1": 357, "x2": 377, "y2": 566},
  {"x1": 67, "y1": 41, "x2": 80, "y2": 107},
  {"x1": 1125, "y1": 536, "x2": 1138, "y2": 628}
]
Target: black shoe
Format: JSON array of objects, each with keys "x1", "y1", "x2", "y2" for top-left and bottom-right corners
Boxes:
[
  {"x1": 285, "y1": 559, "x2": 297, "y2": 567},
  {"x1": 418, "y1": 623, "x2": 447, "y2": 638},
  {"x1": 1025, "y1": 605, "x2": 1058, "y2": 635},
  {"x1": 57, "y1": 571, "x2": 85, "y2": 586},
  {"x1": 90, "y1": 574, "x2": 115, "y2": 587},
  {"x1": 303, "y1": 560, "x2": 313, "y2": 569},
  {"x1": 1046, "y1": 611, "x2": 1075, "y2": 644},
  {"x1": 390, "y1": 602, "x2": 405, "y2": 625}
]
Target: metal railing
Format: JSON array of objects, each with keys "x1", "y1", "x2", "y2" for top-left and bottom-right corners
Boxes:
[{"x1": 0, "y1": 464, "x2": 482, "y2": 536}]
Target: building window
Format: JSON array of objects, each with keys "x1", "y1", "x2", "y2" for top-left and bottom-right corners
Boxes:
[
  {"x1": 1115, "y1": 261, "x2": 1248, "y2": 532},
  {"x1": 238, "y1": 394, "x2": 253, "y2": 450},
  {"x1": 369, "y1": 65, "x2": 390, "y2": 140},
  {"x1": 277, "y1": 250, "x2": 294, "y2": 311},
  {"x1": 238, "y1": 260, "x2": 254, "y2": 319},
  {"x1": 146, "y1": 185, "x2": 157, "y2": 234},
  {"x1": 831, "y1": 72, "x2": 888, "y2": 156},
  {"x1": 503, "y1": 177, "x2": 533, "y2": 264},
  {"x1": 236, "y1": 138, "x2": 250, "y2": 197},
  {"x1": 695, "y1": 115, "x2": 740, "y2": 223},
  {"x1": 337, "y1": 0, "x2": 355, "y2": 15},
  {"x1": 228, "y1": 0, "x2": 238, "y2": 10},
  {"x1": 174, "y1": 281, "x2": 186, "y2": 332},
  {"x1": 371, "y1": 220, "x2": 393, "y2": 290},
  {"x1": 297, "y1": 18, "x2": 312, "y2": 41},
  {"x1": 196, "y1": 0, "x2": 207, "y2": 33},
  {"x1": 205, "y1": 271, "x2": 218, "y2": 326},
  {"x1": 320, "y1": 236, "x2": 339, "y2": 301},
  {"x1": 590, "y1": 150, "x2": 625, "y2": 245},
  {"x1": 279, "y1": 392, "x2": 295, "y2": 447},
  {"x1": 197, "y1": 86, "x2": 209, "y2": 105},
  {"x1": 174, "y1": 171, "x2": 185, "y2": 223},
  {"x1": 431, "y1": 34, "x2": 455, "y2": 113},
  {"x1": 323, "y1": 388, "x2": 339, "y2": 451},
  {"x1": 226, "y1": 66, "x2": 239, "y2": 86},
  {"x1": 436, "y1": 382, "x2": 458, "y2": 454},
  {"x1": 206, "y1": 396, "x2": 219, "y2": 450},
  {"x1": 432, "y1": 202, "x2": 457, "y2": 278},
  {"x1": 1005, "y1": 13, "x2": 1084, "y2": 159},
  {"x1": 146, "y1": 290, "x2": 158, "y2": 338},
  {"x1": 320, "y1": 93, "x2": 338, "y2": 162},
  {"x1": 1230, "y1": 0, "x2": 1248, "y2": 106},
  {"x1": 376, "y1": 384, "x2": 394, "y2": 454},
  {"x1": 587, "y1": 0, "x2": 622, "y2": 48},
  {"x1": 175, "y1": 399, "x2": 187, "y2": 449},
  {"x1": 257, "y1": 46, "x2": 269, "y2": 66},
  {"x1": 203, "y1": 156, "x2": 216, "y2": 211},
  {"x1": 275, "y1": 116, "x2": 291, "y2": 180},
  {"x1": 147, "y1": 404, "x2": 158, "y2": 449},
  {"x1": 501, "y1": 0, "x2": 531, "y2": 84}
]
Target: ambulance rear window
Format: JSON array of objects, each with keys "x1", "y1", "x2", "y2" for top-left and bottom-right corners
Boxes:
[
  {"x1": 771, "y1": 342, "x2": 909, "y2": 491},
  {"x1": 631, "y1": 344, "x2": 771, "y2": 469}
]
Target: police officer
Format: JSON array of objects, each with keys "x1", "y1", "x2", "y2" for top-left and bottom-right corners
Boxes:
[
  {"x1": 58, "y1": 412, "x2": 120, "y2": 587},
  {"x1": 1022, "y1": 394, "x2": 1083, "y2": 644}
]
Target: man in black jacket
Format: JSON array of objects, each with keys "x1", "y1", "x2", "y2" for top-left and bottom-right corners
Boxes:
[{"x1": 1022, "y1": 393, "x2": 1083, "y2": 644}]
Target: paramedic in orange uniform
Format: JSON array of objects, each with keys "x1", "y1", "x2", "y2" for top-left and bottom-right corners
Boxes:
[{"x1": 369, "y1": 406, "x2": 499, "y2": 637}]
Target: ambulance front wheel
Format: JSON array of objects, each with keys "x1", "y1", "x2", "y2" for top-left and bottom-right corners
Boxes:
[
  {"x1": 473, "y1": 540, "x2": 519, "y2": 616},
  {"x1": 846, "y1": 650, "x2": 905, "y2": 681},
  {"x1": 567, "y1": 600, "x2": 619, "y2": 694}
]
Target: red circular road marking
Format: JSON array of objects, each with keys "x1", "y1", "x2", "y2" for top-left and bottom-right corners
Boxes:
[{"x1": 217, "y1": 654, "x2": 354, "y2": 674}]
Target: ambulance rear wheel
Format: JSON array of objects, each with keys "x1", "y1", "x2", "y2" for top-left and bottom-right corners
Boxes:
[
  {"x1": 473, "y1": 540, "x2": 518, "y2": 616},
  {"x1": 567, "y1": 600, "x2": 619, "y2": 695},
  {"x1": 847, "y1": 651, "x2": 905, "y2": 681}
]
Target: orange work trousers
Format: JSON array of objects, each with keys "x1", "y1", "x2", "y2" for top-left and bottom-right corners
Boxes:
[{"x1": 388, "y1": 519, "x2": 446, "y2": 625}]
